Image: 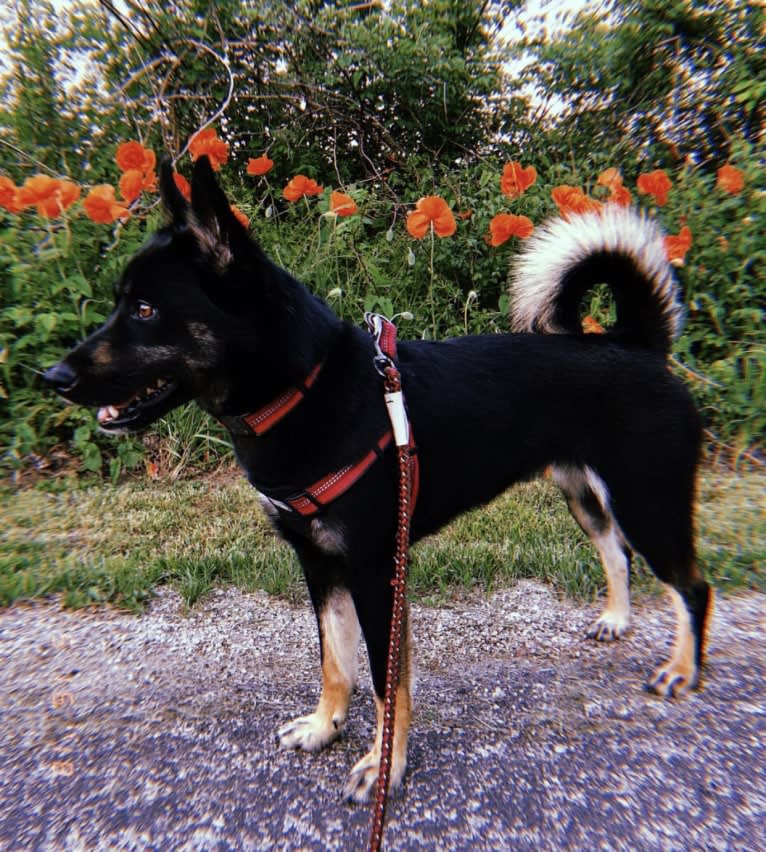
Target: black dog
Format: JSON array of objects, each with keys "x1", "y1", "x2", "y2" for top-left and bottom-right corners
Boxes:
[{"x1": 43, "y1": 157, "x2": 712, "y2": 802}]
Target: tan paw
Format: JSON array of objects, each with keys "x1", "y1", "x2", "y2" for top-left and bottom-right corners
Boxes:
[
  {"x1": 277, "y1": 712, "x2": 342, "y2": 752},
  {"x1": 647, "y1": 662, "x2": 698, "y2": 698},
  {"x1": 343, "y1": 749, "x2": 406, "y2": 804},
  {"x1": 587, "y1": 610, "x2": 630, "y2": 642}
]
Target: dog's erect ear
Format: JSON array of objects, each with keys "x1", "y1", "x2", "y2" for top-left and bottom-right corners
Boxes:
[
  {"x1": 159, "y1": 157, "x2": 189, "y2": 223},
  {"x1": 189, "y1": 155, "x2": 249, "y2": 267}
]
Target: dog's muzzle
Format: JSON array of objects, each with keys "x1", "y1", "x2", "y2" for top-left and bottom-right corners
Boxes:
[{"x1": 42, "y1": 362, "x2": 79, "y2": 395}]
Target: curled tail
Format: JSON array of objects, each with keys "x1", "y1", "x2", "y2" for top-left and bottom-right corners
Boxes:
[{"x1": 510, "y1": 206, "x2": 683, "y2": 354}]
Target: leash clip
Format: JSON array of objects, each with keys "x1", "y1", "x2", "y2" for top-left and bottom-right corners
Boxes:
[{"x1": 365, "y1": 312, "x2": 396, "y2": 377}]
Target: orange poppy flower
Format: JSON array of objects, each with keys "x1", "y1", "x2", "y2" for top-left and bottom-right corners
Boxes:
[
  {"x1": 500, "y1": 162, "x2": 537, "y2": 198},
  {"x1": 551, "y1": 185, "x2": 602, "y2": 219},
  {"x1": 637, "y1": 169, "x2": 672, "y2": 206},
  {"x1": 189, "y1": 128, "x2": 229, "y2": 171},
  {"x1": 406, "y1": 196, "x2": 456, "y2": 239},
  {"x1": 173, "y1": 172, "x2": 191, "y2": 202},
  {"x1": 329, "y1": 190, "x2": 357, "y2": 217},
  {"x1": 582, "y1": 315, "x2": 605, "y2": 334},
  {"x1": 0, "y1": 176, "x2": 23, "y2": 213},
  {"x1": 664, "y1": 226, "x2": 692, "y2": 264},
  {"x1": 18, "y1": 174, "x2": 60, "y2": 207},
  {"x1": 246, "y1": 155, "x2": 274, "y2": 176},
  {"x1": 230, "y1": 205, "x2": 249, "y2": 228},
  {"x1": 116, "y1": 141, "x2": 156, "y2": 175},
  {"x1": 17, "y1": 175, "x2": 80, "y2": 217},
  {"x1": 488, "y1": 213, "x2": 534, "y2": 246},
  {"x1": 83, "y1": 185, "x2": 131, "y2": 224},
  {"x1": 597, "y1": 168, "x2": 623, "y2": 190},
  {"x1": 283, "y1": 175, "x2": 324, "y2": 202},
  {"x1": 38, "y1": 180, "x2": 81, "y2": 217},
  {"x1": 716, "y1": 164, "x2": 745, "y2": 195}
]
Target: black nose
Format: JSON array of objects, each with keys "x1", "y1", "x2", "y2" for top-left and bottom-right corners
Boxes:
[{"x1": 42, "y1": 362, "x2": 79, "y2": 393}]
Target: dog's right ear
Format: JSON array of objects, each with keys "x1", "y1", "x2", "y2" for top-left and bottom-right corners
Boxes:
[{"x1": 159, "y1": 157, "x2": 189, "y2": 223}]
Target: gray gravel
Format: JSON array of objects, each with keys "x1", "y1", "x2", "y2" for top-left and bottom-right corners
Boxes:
[{"x1": 1, "y1": 582, "x2": 764, "y2": 851}]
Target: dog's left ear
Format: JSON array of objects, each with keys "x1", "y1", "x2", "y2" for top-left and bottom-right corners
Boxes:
[
  {"x1": 189, "y1": 155, "x2": 249, "y2": 267},
  {"x1": 159, "y1": 157, "x2": 189, "y2": 223}
]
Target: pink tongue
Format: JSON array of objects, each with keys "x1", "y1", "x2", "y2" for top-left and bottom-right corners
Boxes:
[{"x1": 97, "y1": 405, "x2": 121, "y2": 423}]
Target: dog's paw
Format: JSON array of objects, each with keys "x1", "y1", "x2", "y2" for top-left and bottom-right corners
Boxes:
[
  {"x1": 343, "y1": 750, "x2": 405, "y2": 804},
  {"x1": 647, "y1": 662, "x2": 697, "y2": 698},
  {"x1": 277, "y1": 712, "x2": 342, "y2": 752},
  {"x1": 587, "y1": 610, "x2": 629, "y2": 642}
]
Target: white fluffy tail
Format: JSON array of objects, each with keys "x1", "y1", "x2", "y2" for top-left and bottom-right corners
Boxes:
[{"x1": 510, "y1": 206, "x2": 683, "y2": 354}]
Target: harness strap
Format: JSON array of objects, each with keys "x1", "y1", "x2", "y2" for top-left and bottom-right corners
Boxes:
[{"x1": 264, "y1": 430, "x2": 419, "y2": 517}]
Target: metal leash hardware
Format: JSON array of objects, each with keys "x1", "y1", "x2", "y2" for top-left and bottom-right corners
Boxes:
[{"x1": 365, "y1": 314, "x2": 413, "y2": 852}]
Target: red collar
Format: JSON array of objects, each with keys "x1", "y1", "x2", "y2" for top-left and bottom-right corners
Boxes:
[{"x1": 240, "y1": 362, "x2": 323, "y2": 436}]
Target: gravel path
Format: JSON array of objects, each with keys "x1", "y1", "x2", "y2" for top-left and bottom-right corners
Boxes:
[{"x1": 1, "y1": 582, "x2": 764, "y2": 850}]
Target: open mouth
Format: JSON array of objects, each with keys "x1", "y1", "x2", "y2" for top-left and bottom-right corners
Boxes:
[{"x1": 97, "y1": 378, "x2": 177, "y2": 430}]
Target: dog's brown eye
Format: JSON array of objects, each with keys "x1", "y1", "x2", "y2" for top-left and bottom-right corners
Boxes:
[{"x1": 136, "y1": 301, "x2": 156, "y2": 320}]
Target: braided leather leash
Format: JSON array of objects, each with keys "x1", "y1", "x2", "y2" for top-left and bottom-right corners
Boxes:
[{"x1": 365, "y1": 315, "x2": 414, "y2": 852}]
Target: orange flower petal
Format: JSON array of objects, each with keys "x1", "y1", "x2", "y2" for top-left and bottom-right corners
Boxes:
[
  {"x1": 189, "y1": 128, "x2": 229, "y2": 171},
  {"x1": 18, "y1": 174, "x2": 61, "y2": 206},
  {"x1": 409, "y1": 196, "x2": 456, "y2": 238},
  {"x1": 500, "y1": 162, "x2": 537, "y2": 198},
  {"x1": 551, "y1": 185, "x2": 602, "y2": 218},
  {"x1": 119, "y1": 169, "x2": 144, "y2": 203},
  {"x1": 116, "y1": 141, "x2": 155, "y2": 174},
  {"x1": 83, "y1": 185, "x2": 131, "y2": 224},
  {"x1": 247, "y1": 155, "x2": 274, "y2": 176},
  {"x1": 0, "y1": 176, "x2": 23, "y2": 213},
  {"x1": 173, "y1": 172, "x2": 191, "y2": 202},
  {"x1": 406, "y1": 210, "x2": 430, "y2": 239},
  {"x1": 608, "y1": 184, "x2": 633, "y2": 207},
  {"x1": 582, "y1": 315, "x2": 605, "y2": 334},
  {"x1": 716, "y1": 164, "x2": 744, "y2": 195},
  {"x1": 488, "y1": 213, "x2": 534, "y2": 246},
  {"x1": 329, "y1": 190, "x2": 357, "y2": 216},
  {"x1": 597, "y1": 168, "x2": 622, "y2": 189},
  {"x1": 664, "y1": 226, "x2": 692, "y2": 263},
  {"x1": 230, "y1": 205, "x2": 249, "y2": 228},
  {"x1": 283, "y1": 175, "x2": 323, "y2": 201},
  {"x1": 637, "y1": 169, "x2": 672, "y2": 206}
]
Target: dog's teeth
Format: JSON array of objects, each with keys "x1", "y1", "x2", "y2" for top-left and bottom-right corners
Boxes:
[{"x1": 108, "y1": 405, "x2": 120, "y2": 418}]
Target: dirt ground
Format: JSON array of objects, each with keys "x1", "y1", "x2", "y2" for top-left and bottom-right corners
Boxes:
[{"x1": 1, "y1": 581, "x2": 764, "y2": 851}]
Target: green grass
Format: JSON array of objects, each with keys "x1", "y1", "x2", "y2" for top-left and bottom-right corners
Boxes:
[{"x1": 1, "y1": 469, "x2": 763, "y2": 611}]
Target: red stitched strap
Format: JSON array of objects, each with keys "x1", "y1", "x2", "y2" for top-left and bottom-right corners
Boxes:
[
  {"x1": 242, "y1": 363, "x2": 322, "y2": 436},
  {"x1": 284, "y1": 430, "x2": 418, "y2": 517},
  {"x1": 378, "y1": 317, "x2": 398, "y2": 360}
]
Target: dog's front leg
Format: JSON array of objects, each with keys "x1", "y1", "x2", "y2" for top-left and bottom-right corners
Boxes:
[
  {"x1": 274, "y1": 521, "x2": 362, "y2": 750},
  {"x1": 343, "y1": 597, "x2": 412, "y2": 804},
  {"x1": 278, "y1": 585, "x2": 360, "y2": 751}
]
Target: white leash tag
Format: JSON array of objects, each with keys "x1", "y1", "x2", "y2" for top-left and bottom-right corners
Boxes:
[{"x1": 384, "y1": 391, "x2": 410, "y2": 446}]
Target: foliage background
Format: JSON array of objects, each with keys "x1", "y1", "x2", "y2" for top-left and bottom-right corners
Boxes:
[{"x1": 0, "y1": 0, "x2": 763, "y2": 478}]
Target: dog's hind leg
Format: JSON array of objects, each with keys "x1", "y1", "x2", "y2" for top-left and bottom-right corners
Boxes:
[
  {"x1": 648, "y1": 578, "x2": 712, "y2": 697},
  {"x1": 552, "y1": 465, "x2": 632, "y2": 641},
  {"x1": 277, "y1": 541, "x2": 361, "y2": 753},
  {"x1": 608, "y1": 477, "x2": 712, "y2": 697}
]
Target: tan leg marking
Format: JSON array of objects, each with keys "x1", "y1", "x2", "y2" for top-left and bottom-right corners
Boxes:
[
  {"x1": 648, "y1": 584, "x2": 697, "y2": 697},
  {"x1": 344, "y1": 609, "x2": 412, "y2": 803},
  {"x1": 278, "y1": 590, "x2": 360, "y2": 751},
  {"x1": 587, "y1": 526, "x2": 631, "y2": 641}
]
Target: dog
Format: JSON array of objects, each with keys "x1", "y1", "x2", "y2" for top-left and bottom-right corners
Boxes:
[{"x1": 43, "y1": 156, "x2": 712, "y2": 802}]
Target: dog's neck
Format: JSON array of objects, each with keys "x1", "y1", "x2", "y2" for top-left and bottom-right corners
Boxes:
[{"x1": 199, "y1": 261, "x2": 342, "y2": 420}]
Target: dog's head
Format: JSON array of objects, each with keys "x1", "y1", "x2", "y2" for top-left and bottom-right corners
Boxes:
[{"x1": 42, "y1": 156, "x2": 259, "y2": 433}]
